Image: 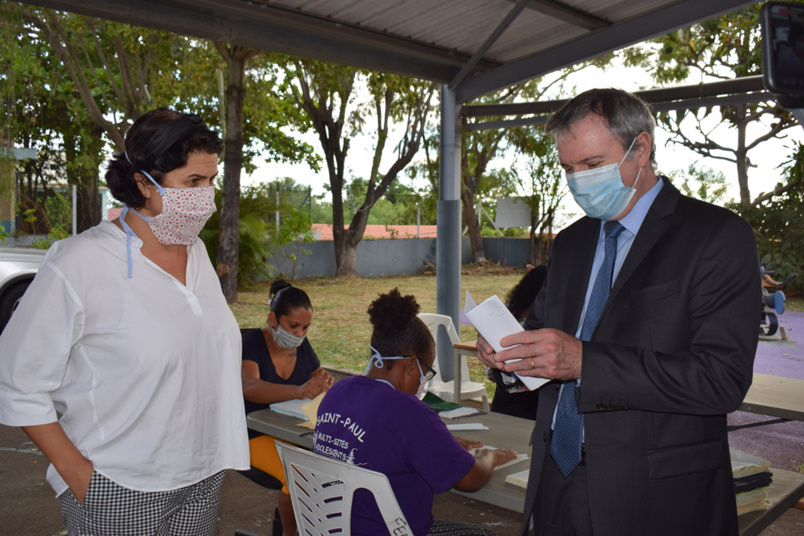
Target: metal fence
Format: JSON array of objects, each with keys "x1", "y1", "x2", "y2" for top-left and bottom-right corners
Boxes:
[{"x1": 267, "y1": 237, "x2": 532, "y2": 280}]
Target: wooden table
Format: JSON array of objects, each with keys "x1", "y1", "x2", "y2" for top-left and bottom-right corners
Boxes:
[
  {"x1": 248, "y1": 376, "x2": 804, "y2": 534},
  {"x1": 456, "y1": 342, "x2": 804, "y2": 425},
  {"x1": 738, "y1": 373, "x2": 804, "y2": 422},
  {"x1": 248, "y1": 405, "x2": 532, "y2": 512},
  {"x1": 738, "y1": 468, "x2": 804, "y2": 536}
]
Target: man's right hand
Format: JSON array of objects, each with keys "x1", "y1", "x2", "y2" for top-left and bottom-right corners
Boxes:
[{"x1": 476, "y1": 334, "x2": 500, "y2": 369}]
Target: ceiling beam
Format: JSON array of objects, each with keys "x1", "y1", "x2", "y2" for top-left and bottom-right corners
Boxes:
[
  {"x1": 463, "y1": 76, "x2": 771, "y2": 131},
  {"x1": 518, "y1": 0, "x2": 610, "y2": 31},
  {"x1": 449, "y1": 0, "x2": 530, "y2": 90},
  {"x1": 465, "y1": 92, "x2": 774, "y2": 131},
  {"x1": 463, "y1": 75, "x2": 767, "y2": 117},
  {"x1": 455, "y1": 0, "x2": 758, "y2": 103}
]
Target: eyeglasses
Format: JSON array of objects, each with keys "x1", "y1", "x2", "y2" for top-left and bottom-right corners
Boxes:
[{"x1": 417, "y1": 358, "x2": 437, "y2": 381}]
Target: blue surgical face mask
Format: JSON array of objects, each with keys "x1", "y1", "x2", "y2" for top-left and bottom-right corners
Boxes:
[{"x1": 566, "y1": 137, "x2": 641, "y2": 221}]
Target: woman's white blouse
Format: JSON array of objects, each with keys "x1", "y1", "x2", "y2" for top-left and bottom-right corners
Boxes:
[{"x1": 0, "y1": 221, "x2": 249, "y2": 495}]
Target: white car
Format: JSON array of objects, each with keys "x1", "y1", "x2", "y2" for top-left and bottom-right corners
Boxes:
[{"x1": 0, "y1": 247, "x2": 47, "y2": 333}]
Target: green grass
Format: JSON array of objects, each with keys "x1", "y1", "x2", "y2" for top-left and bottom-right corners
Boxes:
[
  {"x1": 231, "y1": 271, "x2": 804, "y2": 399},
  {"x1": 786, "y1": 295, "x2": 803, "y2": 312},
  {"x1": 231, "y1": 266, "x2": 524, "y2": 396}
]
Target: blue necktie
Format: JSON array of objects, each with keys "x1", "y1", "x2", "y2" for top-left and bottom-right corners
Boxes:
[{"x1": 550, "y1": 220, "x2": 625, "y2": 478}]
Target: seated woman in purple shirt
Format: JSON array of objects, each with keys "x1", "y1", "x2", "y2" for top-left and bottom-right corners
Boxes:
[{"x1": 314, "y1": 288, "x2": 515, "y2": 536}]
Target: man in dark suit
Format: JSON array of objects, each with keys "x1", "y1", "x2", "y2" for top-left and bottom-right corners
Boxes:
[{"x1": 477, "y1": 88, "x2": 759, "y2": 536}]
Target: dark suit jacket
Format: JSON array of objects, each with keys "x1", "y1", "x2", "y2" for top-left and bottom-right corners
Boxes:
[{"x1": 521, "y1": 179, "x2": 760, "y2": 536}]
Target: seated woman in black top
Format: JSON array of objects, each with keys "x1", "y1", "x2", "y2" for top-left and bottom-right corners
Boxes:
[
  {"x1": 487, "y1": 265, "x2": 547, "y2": 420},
  {"x1": 242, "y1": 279, "x2": 333, "y2": 536}
]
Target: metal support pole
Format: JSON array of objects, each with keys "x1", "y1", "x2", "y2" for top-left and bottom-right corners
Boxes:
[
  {"x1": 417, "y1": 203, "x2": 420, "y2": 238},
  {"x1": 436, "y1": 85, "x2": 462, "y2": 382}
]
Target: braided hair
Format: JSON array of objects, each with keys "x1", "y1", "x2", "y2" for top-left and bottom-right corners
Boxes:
[{"x1": 367, "y1": 288, "x2": 434, "y2": 368}]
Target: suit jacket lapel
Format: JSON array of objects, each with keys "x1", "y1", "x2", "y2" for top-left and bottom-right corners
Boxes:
[
  {"x1": 564, "y1": 218, "x2": 601, "y2": 332},
  {"x1": 609, "y1": 178, "x2": 680, "y2": 298}
]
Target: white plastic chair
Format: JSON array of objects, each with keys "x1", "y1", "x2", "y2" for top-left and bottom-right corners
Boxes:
[
  {"x1": 276, "y1": 441, "x2": 413, "y2": 536},
  {"x1": 417, "y1": 313, "x2": 489, "y2": 411}
]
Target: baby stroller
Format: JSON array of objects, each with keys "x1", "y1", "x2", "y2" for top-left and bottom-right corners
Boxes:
[{"x1": 759, "y1": 266, "x2": 797, "y2": 338}]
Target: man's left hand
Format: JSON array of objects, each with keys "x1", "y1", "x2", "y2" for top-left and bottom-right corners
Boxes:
[{"x1": 494, "y1": 328, "x2": 582, "y2": 381}]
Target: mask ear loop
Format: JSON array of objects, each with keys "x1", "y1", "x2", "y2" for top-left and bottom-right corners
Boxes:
[
  {"x1": 363, "y1": 346, "x2": 408, "y2": 375},
  {"x1": 618, "y1": 136, "x2": 639, "y2": 167},
  {"x1": 618, "y1": 136, "x2": 643, "y2": 190},
  {"x1": 119, "y1": 152, "x2": 159, "y2": 279},
  {"x1": 140, "y1": 170, "x2": 166, "y2": 196}
]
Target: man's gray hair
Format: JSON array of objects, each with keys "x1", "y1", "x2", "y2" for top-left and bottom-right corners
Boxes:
[{"x1": 545, "y1": 88, "x2": 656, "y2": 167}]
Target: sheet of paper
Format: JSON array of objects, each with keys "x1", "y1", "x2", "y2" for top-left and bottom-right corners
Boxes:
[
  {"x1": 270, "y1": 398, "x2": 309, "y2": 420},
  {"x1": 469, "y1": 445, "x2": 529, "y2": 470},
  {"x1": 466, "y1": 295, "x2": 524, "y2": 352},
  {"x1": 446, "y1": 422, "x2": 489, "y2": 431},
  {"x1": 459, "y1": 290, "x2": 476, "y2": 325},
  {"x1": 440, "y1": 406, "x2": 483, "y2": 419},
  {"x1": 297, "y1": 392, "x2": 326, "y2": 429},
  {"x1": 464, "y1": 291, "x2": 549, "y2": 391},
  {"x1": 505, "y1": 468, "x2": 529, "y2": 488}
]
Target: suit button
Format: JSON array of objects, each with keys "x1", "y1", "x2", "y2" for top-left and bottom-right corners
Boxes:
[{"x1": 542, "y1": 432, "x2": 548, "y2": 442}]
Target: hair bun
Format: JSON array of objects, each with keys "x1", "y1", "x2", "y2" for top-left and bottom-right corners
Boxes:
[
  {"x1": 269, "y1": 279, "x2": 292, "y2": 299},
  {"x1": 367, "y1": 288, "x2": 420, "y2": 335}
]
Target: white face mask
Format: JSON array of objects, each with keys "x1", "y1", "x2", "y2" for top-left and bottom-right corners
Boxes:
[
  {"x1": 414, "y1": 360, "x2": 428, "y2": 400},
  {"x1": 565, "y1": 137, "x2": 641, "y2": 221},
  {"x1": 141, "y1": 170, "x2": 216, "y2": 246},
  {"x1": 364, "y1": 346, "x2": 430, "y2": 399},
  {"x1": 273, "y1": 325, "x2": 306, "y2": 350}
]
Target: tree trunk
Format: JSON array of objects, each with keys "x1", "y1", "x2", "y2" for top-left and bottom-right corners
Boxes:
[
  {"x1": 334, "y1": 231, "x2": 358, "y2": 277},
  {"x1": 216, "y1": 45, "x2": 253, "y2": 303},
  {"x1": 461, "y1": 191, "x2": 485, "y2": 262},
  {"x1": 735, "y1": 104, "x2": 751, "y2": 209}
]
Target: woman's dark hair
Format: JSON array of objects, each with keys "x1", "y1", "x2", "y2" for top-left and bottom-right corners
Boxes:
[
  {"x1": 507, "y1": 265, "x2": 547, "y2": 320},
  {"x1": 269, "y1": 279, "x2": 313, "y2": 320},
  {"x1": 105, "y1": 108, "x2": 223, "y2": 209},
  {"x1": 367, "y1": 288, "x2": 434, "y2": 367}
]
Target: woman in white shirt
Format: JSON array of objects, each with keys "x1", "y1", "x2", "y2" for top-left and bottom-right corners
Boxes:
[{"x1": 0, "y1": 109, "x2": 249, "y2": 535}]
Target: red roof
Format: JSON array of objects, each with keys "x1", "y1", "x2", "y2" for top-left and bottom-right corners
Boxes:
[{"x1": 312, "y1": 224, "x2": 437, "y2": 240}]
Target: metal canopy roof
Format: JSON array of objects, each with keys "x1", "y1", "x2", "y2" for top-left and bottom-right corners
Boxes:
[{"x1": 25, "y1": 0, "x2": 757, "y2": 103}]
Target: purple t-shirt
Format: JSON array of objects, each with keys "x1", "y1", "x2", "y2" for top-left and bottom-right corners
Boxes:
[{"x1": 313, "y1": 375, "x2": 475, "y2": 536}]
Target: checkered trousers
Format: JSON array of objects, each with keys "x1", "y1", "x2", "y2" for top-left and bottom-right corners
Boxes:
[
  {"x1": 428, "y1": 520, "x2": 497, "y2": 536},
  {"x1": 59, "y1": 470, "x2": 226, "y2": 536}
]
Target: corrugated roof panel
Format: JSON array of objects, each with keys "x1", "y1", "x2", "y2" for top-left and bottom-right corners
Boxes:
[
  {"x1": 24, "y1": 0, "x2": 758, "y2": 95},
  {"x1": 262, "y1": 0, "x2": 683, "y2": 67}
]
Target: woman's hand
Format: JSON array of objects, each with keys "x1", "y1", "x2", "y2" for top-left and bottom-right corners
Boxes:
[
  {"x1": 297, "y1": 368, "x2": 334, "y2": 399},
  {"x1": 67, "y1": 457, "x2": 95, "y2": 504},
  {"x1": 22, "y1": 423, "x2": 95, "y2": 503},
  {"x1": 454, "y1": 436, "x2": 484, "y2": 451},
  {"x1": 487, "y1": 448, "x2": 518, "y2": 468}
]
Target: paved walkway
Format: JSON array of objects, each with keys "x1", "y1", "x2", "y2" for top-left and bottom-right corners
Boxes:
[{"x1": 729, "y1": 311, "x2": 804, "y2": 474}]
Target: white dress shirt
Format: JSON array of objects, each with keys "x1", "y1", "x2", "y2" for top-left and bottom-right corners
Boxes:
[{"x1": 0, "y1": 221, "x2": 249, "y2": 495}]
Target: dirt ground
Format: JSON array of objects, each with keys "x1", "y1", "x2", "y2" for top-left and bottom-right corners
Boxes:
[{"x1": 2, "y1": 423, "x2": 802, "y2": 536}]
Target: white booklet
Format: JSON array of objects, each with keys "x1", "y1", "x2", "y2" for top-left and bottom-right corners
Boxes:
[
  {"x1": 269, "y1": 398, "x2": 310, "y2": 420},
  {"x1": 464, "y1": 290, "x2": 549, "y2": 391}
]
